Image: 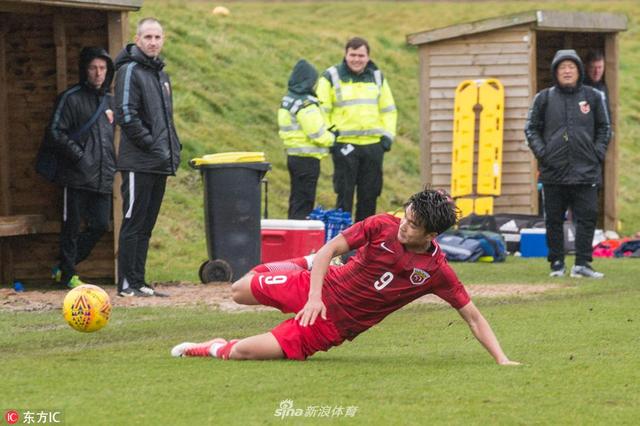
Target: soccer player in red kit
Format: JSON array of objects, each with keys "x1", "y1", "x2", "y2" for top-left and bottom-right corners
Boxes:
[{"x1": 172, "y1": 188, "x2": 520, "y2": 365}]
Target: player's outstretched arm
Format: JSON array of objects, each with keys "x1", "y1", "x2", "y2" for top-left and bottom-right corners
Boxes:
[
  {"x1": 457, "y1": 301, "x2": 521, "y2": 366},
  {"x1": 295, "y1": 234, "x2": 350, "y2": 327}
]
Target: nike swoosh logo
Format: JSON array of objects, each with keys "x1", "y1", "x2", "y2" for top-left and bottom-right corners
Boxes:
[{"x1": 380, "y1": 242, "x2": 395, "y2": 253}]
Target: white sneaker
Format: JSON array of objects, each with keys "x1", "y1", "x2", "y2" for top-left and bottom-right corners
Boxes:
[
  {"x1": 570, "y1": 265, "x2": 604, "y2": 279},
  {"x1": 171, "y1": 342, "x2": 197, "y2": 357},
  {"x1": 139, "y1": 285, "x2": 155, "y2": 296},
  {"x1": 171, "y1": 338, "x2": 228, "y2": 357}
]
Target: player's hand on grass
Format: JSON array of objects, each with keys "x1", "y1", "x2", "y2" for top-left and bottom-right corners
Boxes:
[{"x1": 295, "y1": 298, "x2": 327, "y2": 327}]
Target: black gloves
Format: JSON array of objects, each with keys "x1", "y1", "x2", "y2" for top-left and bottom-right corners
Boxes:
[
  {"x1": 380, "y1": 135, "x2": 393, "y2": 152},
  {"x1": 329, "y1": 126, "x2": 340, "y2": 154}
]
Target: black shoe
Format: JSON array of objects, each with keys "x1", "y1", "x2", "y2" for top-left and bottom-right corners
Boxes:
[
  {"x1": 549, "y1": 260, "x2": 565, "y2": 277},
  {"x1": 118, "y1": 287, "x2": 151, "y2": 297}
]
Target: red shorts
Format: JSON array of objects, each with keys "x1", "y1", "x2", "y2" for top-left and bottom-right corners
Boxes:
[{"x1": 250, "y1": 270, "x2": 344, "y2": 360}]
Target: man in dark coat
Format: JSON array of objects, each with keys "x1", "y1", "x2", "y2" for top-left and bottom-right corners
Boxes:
[
  {"x1": 584, "y1": 50, "x2": 611, "y2": 118},
  {"x1": 49, "y1": 47, "x2": 116, "y2": 288},
  {"x1": 114, "y1": 17, "x2": 181, "y2": 297},
  {"x1": 524, "y1": 49, "x2": 611, "y2": 278}
]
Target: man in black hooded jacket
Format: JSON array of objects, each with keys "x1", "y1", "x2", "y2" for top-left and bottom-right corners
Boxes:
[
  {"x1": 524, "y1": 49, "x2": 611, "y2": 279},
  {"x1": 114, "y1": 17, "x2": 181, "y2": 297},
  {"x1": 49, "y1": 47, "x2": 116, "y2": 289}
]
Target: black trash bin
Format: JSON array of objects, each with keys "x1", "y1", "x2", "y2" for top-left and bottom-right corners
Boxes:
[{"x1": 190, "y1": 152, "x2": 271, "y2": 282}]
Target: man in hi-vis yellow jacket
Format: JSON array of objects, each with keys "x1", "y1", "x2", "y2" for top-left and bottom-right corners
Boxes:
[
  {"x1": 278, "y1": 60, "x2": 336, "y2": 219},
  {"x1": 317, "y1": 37, "x2": 397, "y2": 222}
]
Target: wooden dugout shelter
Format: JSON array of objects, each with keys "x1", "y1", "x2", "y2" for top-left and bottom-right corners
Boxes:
[
  {"x1": 407, "y1": 10, "x2": 627, "y2": 230},
  {"x1": 0, "y1": 0, "x2": 142, "y2": 285}
]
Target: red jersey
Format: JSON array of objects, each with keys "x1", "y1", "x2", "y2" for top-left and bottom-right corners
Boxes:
[{"x1": 322, "y1": 214, "x2": 470, "y2": 340}]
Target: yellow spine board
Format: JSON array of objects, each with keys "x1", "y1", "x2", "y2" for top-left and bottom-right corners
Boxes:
[
  {"x1": 451, "y1": 81, "x2": 477, "y2": 198},
  {"x1": 474, "y1": 196, "x2": 494, "y2": 215},
  {"x1": 476, "y1": 79, "x2": 504, "y2": 196},
  {"x1": 456, "y1": 197, "x2": 475, "y2": 219}
]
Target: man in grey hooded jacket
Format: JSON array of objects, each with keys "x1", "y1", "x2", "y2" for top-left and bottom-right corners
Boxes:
[{"x1": 524, "y1": 49, "x2": 611, "y2": 279}]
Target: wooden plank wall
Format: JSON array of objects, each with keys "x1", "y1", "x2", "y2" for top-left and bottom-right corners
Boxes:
[
  {"x1": 603, "y1": 33, "x2": 618, "y2": 231},
  {"x1": 107, "y1": 11, "x2": 127, "y2": 280},
  {"x1": 0, "y1": 19, "x2": 10, "y2": 283},
  {"x1": 3, "y1": 8, "x2": 115, "y2": 283},
  {"x1": 0, "y1": 20, "x2": 8, "y2": 217},
  {"x1": 527, "y1": 29, "x2": 538, "y2": 215},
  {"x1": 7, "y1": 12, "x2": 57, "y2": 216},
  {"x1": 421, "y1": 25, "x2": 535, "y2": 214}
]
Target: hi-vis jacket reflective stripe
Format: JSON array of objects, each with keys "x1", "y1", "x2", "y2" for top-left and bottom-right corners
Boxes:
[
  {"x1": 278, "y1": 95, "x2": 335, "y2": 160},
  {"x1": 316, "y1": 61, "x2": 397, "y2": 146}
]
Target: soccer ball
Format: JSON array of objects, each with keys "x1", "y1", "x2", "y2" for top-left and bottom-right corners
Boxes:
[
  {"x1": 62, "y1": 284, "x2": 111, "y2": 332},
  {"x1": 212, "y1": 6, "x2": 230, "y2": 16}
]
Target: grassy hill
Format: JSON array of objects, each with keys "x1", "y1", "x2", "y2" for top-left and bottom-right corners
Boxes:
[{"x1": 131, "y1": 1, "x2": 640, "y2": 282}]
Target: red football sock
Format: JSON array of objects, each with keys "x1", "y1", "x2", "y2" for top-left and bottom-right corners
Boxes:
[{"x1": 215, "y1": 339, "x2": 239, "y2": 360}]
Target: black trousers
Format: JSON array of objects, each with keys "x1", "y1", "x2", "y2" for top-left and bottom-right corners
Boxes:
[
  {"x1": 118, "y1": 171, "x2": 167, "y2": 291},
  {"x1": 332, "y1": 142, "x2": 384, "y2": 222},
  {"x1": 542, "y1": 184, "x2": 598, "y2": 266},
  {"x1": 287, "y1": 155, "x2": 321, "y2": 220},
  {"x1": 59, "y1": 187, "x2": 111, "y2": 283}
]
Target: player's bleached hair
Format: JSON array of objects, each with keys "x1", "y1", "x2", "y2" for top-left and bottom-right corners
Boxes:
[
  {"x1": 137, "y1": 17, "x2": 163, "y2": 35},
  {"x1": 405, "y1": 187, "x2": 459, "y2": 235}
]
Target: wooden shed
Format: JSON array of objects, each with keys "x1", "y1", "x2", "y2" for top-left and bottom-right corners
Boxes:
[
  {"x1": 407, "y1": 10, "x2": 627, "y2": 230},
  {"x1": 0, "y1": 0, "x2": 141, "y2": 286}
]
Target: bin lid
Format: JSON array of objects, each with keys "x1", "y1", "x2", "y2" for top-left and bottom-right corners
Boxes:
[{"x1": 190, "y1": 152, "x2": 266, "y2": 167}]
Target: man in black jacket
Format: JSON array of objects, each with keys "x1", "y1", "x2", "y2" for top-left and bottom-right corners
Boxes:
[
  {"x1": 114, "y1": 17, "x2": 181, "y2": 297},
  {"x1": 49, "y1": 47, "x2": 116, "y2": 288},
  {"x1": 525, "y1": 49, "x2": 611, "y2": 278}
]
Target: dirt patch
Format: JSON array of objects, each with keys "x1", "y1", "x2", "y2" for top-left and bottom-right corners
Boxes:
[{"x1": 0, "y1": 282, "x2": 564, "y2": 313}]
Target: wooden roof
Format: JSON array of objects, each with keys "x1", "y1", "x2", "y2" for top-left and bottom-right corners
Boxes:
[
  {"x1": 3, "y1": 0, "x2": 142, "y2": 11},
  {"x1": 407, "y1": 10, "x2": 628, "y2": 46}
]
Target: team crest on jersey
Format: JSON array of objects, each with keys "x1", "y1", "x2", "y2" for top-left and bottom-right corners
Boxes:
[
  {"x1": 410, "y1": 268, "x2": 430, "y2": 286},
  {"x1": 579, "y1": 101, "x2": 590, "y2": 114}
]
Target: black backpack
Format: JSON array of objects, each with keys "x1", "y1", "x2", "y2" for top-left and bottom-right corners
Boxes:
[
  {"x1": 34, "y1": 128, "x2": 59, "y2": 182},
  {"x1": 35, "y1": 95, "x2": 108, "y2": 182}
]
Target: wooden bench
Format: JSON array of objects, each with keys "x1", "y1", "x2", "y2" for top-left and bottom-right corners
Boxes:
[
  {"x1": 0, "y1": 214, "x2": 47, "y2": 237},
  {"x1": 0, "y1": 215, "x2": 48, "y2": 285}
]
